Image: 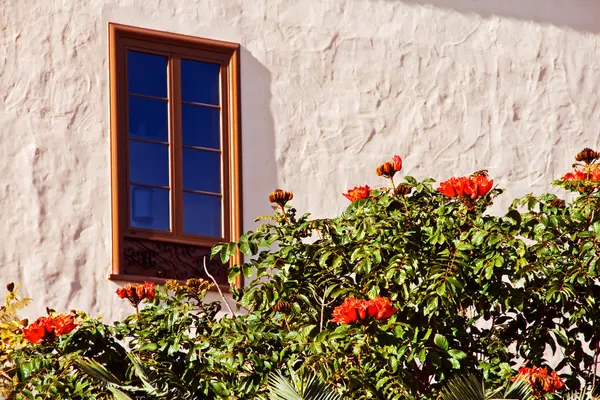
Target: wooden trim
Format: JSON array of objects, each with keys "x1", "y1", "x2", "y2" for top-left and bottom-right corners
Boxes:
[
  {"x1": 109, "y1": 273, "x2": 231, "y2": 293},
  {"x1": 110, "y1": 23, "x2": 239, "y2": 54},
  {"x1": 171, "y1": 55, "x2": 184, "y2": 237},
  {"x1": 108, "y1": 23, "x2": 242, "y2": 287}
]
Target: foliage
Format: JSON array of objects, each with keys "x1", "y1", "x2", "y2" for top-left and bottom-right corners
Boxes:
[
  {"x1": 268, "y1": 371, "x2": 342, "y2": 400},
  {"x1": 3, "y1": 150, "x2": 600, "y2": 399},
  {"x1": 440, "y1": 373, "x2": 533, "y2": 400}
]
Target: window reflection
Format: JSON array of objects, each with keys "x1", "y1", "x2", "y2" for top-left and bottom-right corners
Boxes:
[
  {"x1": 128, "y1": 51, "x2": 168, "y2": 98},
  {"x1": 181, "y1": 59, "x2": 220, "y2": 105},
  {"x1": 182, "y1": 148, "x2": 221, "y2": 193},
  {"x1": 129, "y1": 141, "x2": 170, "y2": 187},
  {"x1": 183, "y1": 192, "x2": 221, "y2": 237},
  {"x1": 181, "y1": 104, "x2": 220, "y2": 149},
  {"x1": 130, "y1": 185, "x2": 170, "y2": 231},
  {"x1": 128, "y1": 96, "x2": 169, "y2": 142}
]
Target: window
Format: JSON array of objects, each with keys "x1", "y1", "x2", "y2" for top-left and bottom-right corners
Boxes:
[{"x1": 108, "y1": 23, "x2": 241, "y2": 287}]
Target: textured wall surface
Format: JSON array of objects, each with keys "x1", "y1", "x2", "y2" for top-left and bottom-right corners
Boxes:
[{"x1": 1, "y1": 0, "x2": 600, "y2": 322}]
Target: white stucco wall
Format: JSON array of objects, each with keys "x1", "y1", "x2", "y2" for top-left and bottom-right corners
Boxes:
[{"x1": 1, "y1": 0, "x2": 600, "y2": 322}]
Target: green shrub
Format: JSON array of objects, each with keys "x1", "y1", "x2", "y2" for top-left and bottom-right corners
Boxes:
[{"x1": 2, "y1": 149, "x2": 600, "y2": 399}]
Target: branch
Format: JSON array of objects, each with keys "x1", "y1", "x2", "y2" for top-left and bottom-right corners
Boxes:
[{"x1": 203, "y1": 257, "x2": 235, "y2": 316}]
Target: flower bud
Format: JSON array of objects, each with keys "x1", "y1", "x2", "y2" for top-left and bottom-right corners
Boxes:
[
  {"x1": 268, "y1": 189, "x2": 294, "y2": 208},
  {"x1": 550, "y1": 198, "x2": 566, "y2": 208},
  {"x1": 6, "y1": 283, "x2": 14, "y2": 292},
  {"x1": 376, "y1": 161, "x2": 397, "y2": 178},
  {"x1": 575, "y1": 148, "x2": 599, "y2": 164},
  {"x1": 394, "y1": 184, "x2": 412, "y2": 196},
  {"x1": 273, "y1": 300, "x2": 292, "y2": 313}
]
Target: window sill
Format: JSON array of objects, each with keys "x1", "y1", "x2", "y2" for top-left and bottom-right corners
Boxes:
[{"x1": 109, "y1": 273, "x2": 232, "y2": 293}]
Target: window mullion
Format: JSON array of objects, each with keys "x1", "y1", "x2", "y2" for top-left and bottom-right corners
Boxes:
[{"x1": 170, "y1": 55, "x2": 184, "y2": 236}]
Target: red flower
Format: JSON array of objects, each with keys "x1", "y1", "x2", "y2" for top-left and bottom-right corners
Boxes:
[
  {"x1": 116, "y1": 282, "x2": 156, "y2": 307},
  {"x1": 562, "y1": 169, "x2": 587, "y2": 181},
  {"x1": 512, "y1": 366, "x2": 564, "y2": 394},
  {"x1": 438, "y1": 175, "x2": 493, "y2": 200},
  {"x1": 331, "y1": 298, "x2": 369, "y2": 324},
  {"x1": 343, "y1": 185, "x2": 372, "y2": 202},
  {"x1": 143, "y1": 282, "x2": 156, "y2": 301},
  {"x1": 23, "y1": 322, "x2": 45, "y2": 344},
  {"x1": 331, "y1": 297, "x2": 397, "y2": 324},
  {"x1": 53, "y1": 314, "x2": 77, "y2": 336},
  {"x1": 392, "y1": 155, "x2": 402, "y2": 171},
  {"x1": 22, "y1": 314, "x2": 78, "y2": 344},
  {"x1": 376, "y1": 155, "x2": 403, "y2": 179},
  {"x1": 367, "y1": 297, "x2": 398, "y2": 320}
]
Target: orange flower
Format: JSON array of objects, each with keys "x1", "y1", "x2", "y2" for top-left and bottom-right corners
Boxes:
[
  {"x1": 116, "y1": 282, "x2": 156, "y2": 308},
  {"x1": 22, "y1": 314, "x2": 78, "y2": 344},
  {"x1": 376, "y1": 155, "x2": 403, "y2": 179},
  {"x1": 343, "y1": 185, "x2": 372, "y2": 202},
  {"x1": 143, "y1": 282, "x2": 155, "y2": 301},
  {"x1": 512, "y1": 366, "x2": 564, "y2": 394},
  {"x1": 53, "y1": 314, "x2": 77, "y2": 336},
  {"x1": 22, "y1": 322, "x2": 46, "y2": 344},
  {"x1": 331, "y1": 297, "x2": 397, "y2": 324},
  {"x1": 392, "y1": 155, "x2": 402, "y2": 171},
  {"x1": 331, "y1": 298, "x2": 369, "y2": 324},
  {"x1": 438, "y1": 175, "x2": 493, "y2": 200},
  {"x1": 367, "y1": 297, "x2": 398, "y2": 320},
  {"x1": 116, "y1": 287, "x2": 127, "y2": 299},
  {"x1": 561, "y1": 169, "x2": 587, "y2": 181}
]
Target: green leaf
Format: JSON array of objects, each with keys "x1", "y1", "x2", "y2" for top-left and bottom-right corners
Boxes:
[
  {"x1": 434, "y1": 334, "x2": 449, "y2": 351},
  {"x1": 211, "y1": 381, "x2": 230, "y2": 397},
  {"x1": 447, "y1": 349, "x2": 467, "y2": 360}
]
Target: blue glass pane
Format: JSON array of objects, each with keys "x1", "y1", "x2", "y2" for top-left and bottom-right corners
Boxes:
[
  {"x1": 182, "y1": 104, "x2": 220, "y2": 149},
  {"x1": 130, "y1": 185, "x2": 170, "y2": 231},
  {"x1": 183, "y1": 192, "x2": 221, "y2": 237},
  {"x1": 183, "y1": 148, "x2": 221, "y2": 193},
  {"x1": 127, "y1": 51, "x2": 167, "y2": 97},
  {"x1": 181, "y1": 59, "x2": 220, "y2": 105},
  {"x1": 128, "y1": 96, "x2": 169, "y2": 142},
  {"x1": 129, "y1": 141, "x2": 170, "y2": 187}
]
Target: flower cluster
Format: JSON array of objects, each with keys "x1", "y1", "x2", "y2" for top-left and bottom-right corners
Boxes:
[
  {"x1": 438, "y1": 173, "x2": 494, "y2": 200},
  {"x1": 376, "y1": 155, "x2": 403, "y2": 179},
  {"x1": 561, "y1": 164, "x2": 600, "y2": 182},
  {"x1": 331, "y1": 297, "x2": 398, "y2": 325},
  {"x1": 116, "y1": 282, "x2": 155, "y2": 309},
  {"x1": 268, "y1": 189, "x2": 294, "y2": 208},
  {"x1": 22, "y1": 314, "x2": 77, "y2": 344},
  {"x1": 511, "y1": 366, "x2": 564, "y2": 394},
  {"x1": 343, "y1": 185, "x2": 372, "y2": 202}
]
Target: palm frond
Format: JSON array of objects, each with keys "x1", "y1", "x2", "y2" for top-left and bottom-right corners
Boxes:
[
  {"x1": 440, "y1": 374, "x2": 485, "y2": 400},
  {"x1": 562, "y1": 387, "x2": 599, "y2": 400},
  {"x1": 268, "y1": 370, "x2": 342, "y2": 400},
  {"x1": 503, "y1": 377, "x2": 533, "y2": 400}
]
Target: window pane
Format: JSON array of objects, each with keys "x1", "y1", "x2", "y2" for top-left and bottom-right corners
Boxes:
[
  {"x1": 128, "y1": 96, "x2": 169, "y2": 142},
  {"x1": 130, "y1": 185, "x2": 170, "y2": 231},
  {"x1": 181, "y1": 59, "x2": 220, "y2": 105},
  {"x1": 183, "y1": 192, "x2": 221, "y2": 237},
  {"x1": 183, "y1": 148, "x2": 221, "y2": 193},
  {"x1": 182, "y1": 104, "x2": 220, "y2": 149},
  {"x1": 129, "y1": 141, "x2": 170, "y2": 187},
  {"x1": 127, "y1": 51, "x2": 168, "y2": 97}
]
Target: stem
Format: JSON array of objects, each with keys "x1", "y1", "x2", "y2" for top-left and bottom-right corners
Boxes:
[
  {"x1": 592, "y1": 341, "x2": 599, "y2": 389},
  {"x1": 390, "y1": 177, "x2": 396, "y2": 190},
  {"x1": 203, "y1": 257, "x2": 235, "y2": 315},
  {"x1": 280, "y1": 205, "x2": 289, "y2": 223}
]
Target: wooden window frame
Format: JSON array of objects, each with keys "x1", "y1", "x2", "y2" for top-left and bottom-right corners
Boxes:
[{"x1": 108, "y1": 23, "x2": 242, "y2": 288}]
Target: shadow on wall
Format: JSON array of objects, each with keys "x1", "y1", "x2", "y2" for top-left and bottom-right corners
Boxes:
[
  {"x1": 395, "y1": 0, "x2": 600, "y2": 34},
  {"x1": 239, "y1": 48, "x2": 278, "y2": 231}
]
